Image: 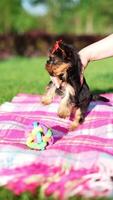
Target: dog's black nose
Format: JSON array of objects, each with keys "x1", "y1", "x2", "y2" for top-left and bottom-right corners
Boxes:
[{"x1": 47, "y1": 60, "x2": 50, "y2": 64}]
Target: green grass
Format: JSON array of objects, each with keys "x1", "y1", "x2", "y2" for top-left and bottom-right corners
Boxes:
[
  {"x1": 0, "y1": 56, "x2": 49, "y2": 104},
  {"x1": 85, "y1": 57, "x2": 113, "y2": 94},
  {"x1": 0, "y1": 187, "x2": 112, "y2": 200},
  {"x1": 0, "y1": 187, "x2": 113, "y2": 200},
  {"x1": 0, "y1": 56, "x2": 113, "y2": 104},
  {"x1": 0, "y1": 56, "x2": 113, "y2": 200}
]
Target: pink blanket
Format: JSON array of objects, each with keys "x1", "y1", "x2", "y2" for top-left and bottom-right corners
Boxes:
[{"x1": 0, "y1": 93, "x2": 113, "y2": 199}]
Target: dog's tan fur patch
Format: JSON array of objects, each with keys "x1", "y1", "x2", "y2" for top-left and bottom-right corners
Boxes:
[
  {"x1": 58, "y1": 83, "x2": 74, "y2": 118},
  {"x1": 46, "y1": 62, "x2": 70, "y2": 77},
  {"x1": 70, "y1": 108, "x2": 82, "y2": 130},
  {"x1": 53, "y1": 63, "x2": 70, "y2": 76},
  {"x1": 41, "y1": 84, "x2": 56, "y2": 105}
]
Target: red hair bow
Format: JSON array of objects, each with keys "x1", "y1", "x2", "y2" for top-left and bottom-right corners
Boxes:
[{"x1": 51, "y1": 39, "x2": 62, "y2": 54}]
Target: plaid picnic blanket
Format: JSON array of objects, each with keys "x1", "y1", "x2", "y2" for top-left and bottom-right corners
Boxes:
[{"x1": 0, "y1": 93, "x2": 113, "y2": 199}]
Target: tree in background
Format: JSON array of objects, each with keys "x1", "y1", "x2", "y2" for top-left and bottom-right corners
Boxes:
[
  {"x1": 75, "y1": 0, "x2": 113, "y2": 34},
  {"x1": 0, "y1": 0, "x2": 38, "y2": 33},
  {"x1": 0, "y1": 0, "x2": 113, "y2": 34}
]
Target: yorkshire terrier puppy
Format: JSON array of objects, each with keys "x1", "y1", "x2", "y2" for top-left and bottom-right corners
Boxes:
[{"x1": 42, "y1": 40, "x2": 109, "y2": 130}]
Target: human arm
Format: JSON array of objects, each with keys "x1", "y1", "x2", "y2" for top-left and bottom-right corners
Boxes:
[{"x1": 79, "y1": 34, "x2": 113, "y2": 69}]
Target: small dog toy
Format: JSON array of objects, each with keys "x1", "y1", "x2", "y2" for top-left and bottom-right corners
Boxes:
[{"x1": 26, "y1": 122, "x2": 53, "y2": 150}]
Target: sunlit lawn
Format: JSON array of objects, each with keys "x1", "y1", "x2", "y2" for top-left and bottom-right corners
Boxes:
[
  {"x1": 0, "y1": 56, "x2": 113, "y2": 200},
  {"x1": 0, "y1": 56, "x2": 113, "y2": 104},
  {"x1": 85, "y1": 57, "x2": 113, "y2": 93},
  {"x1": 0, "y1": 56, "x2": 48, "y2": 104}
]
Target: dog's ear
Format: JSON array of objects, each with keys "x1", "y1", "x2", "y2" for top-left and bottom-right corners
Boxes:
[
  {"x1": 60, "y1": 43, "x2": 75, "y2": 60},
  {"x1": 68, "y1": 49, "x2": 83, "y2": 85},
  {"x1": 60, "y1": 43, "x2": 84, "y2": 85}
]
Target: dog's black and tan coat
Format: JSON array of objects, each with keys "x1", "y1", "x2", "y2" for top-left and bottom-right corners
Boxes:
[{"x1": 42, "y1": 40, "x2": 109, "y2": 130}]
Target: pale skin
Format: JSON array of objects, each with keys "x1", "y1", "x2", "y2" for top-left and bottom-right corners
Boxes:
[{"x1": 79, "y1": 33, "x2": 113, "y2": 70}]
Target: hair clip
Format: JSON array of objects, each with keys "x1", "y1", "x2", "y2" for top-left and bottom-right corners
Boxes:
[{"x1": 51, "y1": 39, "x2": 63, "y2": 54}]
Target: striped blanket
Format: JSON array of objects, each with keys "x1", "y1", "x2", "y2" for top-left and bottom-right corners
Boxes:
[{"x1": 0, "y1": 93, "x2": 113, "y2": 199}]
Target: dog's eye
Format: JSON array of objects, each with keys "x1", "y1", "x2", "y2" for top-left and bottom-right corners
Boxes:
[
  {"x1": 54, "y1": 60, "x2": 58, "y2": 64},
  {"x1": 52, "y1": 58, "x2": 58, "y2": 64},
  {"x1": 59, "y1": 74, "x2": 64, "y2": 80},
  {"x1": 49, "y1": 57, "x2": 57, "y2": 64}
]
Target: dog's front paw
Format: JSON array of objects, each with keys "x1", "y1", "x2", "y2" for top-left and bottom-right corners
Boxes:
[
  {"x1": 57, "y1": 106, "x2": 70, "y2": 119},
  {"x1": 41, "y1": 96, "x2": 52, "y2": 105},
  {"x1": 69, "y1": 121, "x2": 79, "y2": 131}
]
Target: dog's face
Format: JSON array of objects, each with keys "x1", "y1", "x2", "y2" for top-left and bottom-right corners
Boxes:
[
  {"x1": 46, "y1": 40, "x2": 82, "y2": 85},
  {"x1": 46, "y1": 40, "x2": 72, "y2": 82}
]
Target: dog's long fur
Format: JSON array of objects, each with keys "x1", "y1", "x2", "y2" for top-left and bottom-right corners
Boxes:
[{"x1": 42, "y1": 40, "x2": 109, "y2": 130}]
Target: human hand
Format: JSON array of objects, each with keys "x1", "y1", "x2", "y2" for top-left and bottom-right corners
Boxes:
[{"x1": 78, "y1": 49, "x2": 90, "y2": 70}]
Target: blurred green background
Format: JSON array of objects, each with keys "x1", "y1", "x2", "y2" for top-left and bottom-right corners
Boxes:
[
  {"x1": 0, "y1": 0, "x2": 113, "y2": 34},
  {"x1": 0, "y1": 0, "x2": 113, "y2": 58}
]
